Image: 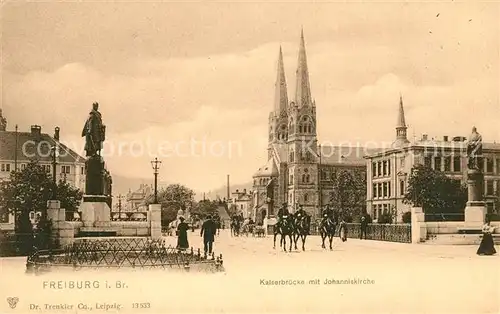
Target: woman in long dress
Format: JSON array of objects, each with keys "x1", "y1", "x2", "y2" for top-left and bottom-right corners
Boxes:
[
  {"x1": 176, "y1": 216, "x2": 189, "y2": 251},
  {"x1": 477, "y1": 219, "x2": 496, "y2": 256},
  {"x1": 339, "y1": 218, "x2": 348, "y2": 242}
]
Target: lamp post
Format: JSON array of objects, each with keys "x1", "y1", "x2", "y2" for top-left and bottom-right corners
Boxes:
[
  {"x1": 150, "y1": 158, "x2": 162, "y2": 204},
  {"x1": 50, "y1": 145, "x2": 59, "y2": 200}
]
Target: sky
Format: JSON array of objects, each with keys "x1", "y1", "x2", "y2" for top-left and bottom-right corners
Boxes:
[{"x1": 1, "y1": 1, "x2": 499, "y2": 193}]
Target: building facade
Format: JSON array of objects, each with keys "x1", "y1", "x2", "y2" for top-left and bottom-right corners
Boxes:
[
  {"x1": 251, "y1": 31, "x2": 379, "y2": 222},
  {"x1": 227, "y1": 189, "x2": 252, "y2": 218},
  {"x1": 0, "y1": 109, "x2": 88, "y2": 228},
  {"x1": 125, "y1": 183, "x2": 152, "y2": 212},
  {"x1": 365, "y1": 97, "x2": 500, "y2": 222}
]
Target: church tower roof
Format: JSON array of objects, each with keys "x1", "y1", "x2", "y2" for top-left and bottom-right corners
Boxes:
[
  {"x1": 393, "y1": 94, "x2": 410, "y2": 148},
  {"x1": 396, "y1": 94, "x2": 407, "y2": 128},
  {"x1": 294, "y1": 28, "x2": 312, "y2": 107},
  {"x1": 0, "y1": 108, "x2": 7, "y2": 131},
  {"x1": 274, "y1": 46, "x2": 288, "y2": 114}
]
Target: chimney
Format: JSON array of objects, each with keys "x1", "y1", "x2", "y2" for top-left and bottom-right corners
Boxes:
[
  {"x1": 54, "y1": 127, "x2": 60, "y2": 141},
  {"x1": 422, "y1": 134, "x2": 428, "y2": 141},
  {"x1": 30, "y1": 125, "x2": 41, "y2": 139},
  {"x1": 443, "y1": 136, "x2": 448, "y2": 142},
  {"x1": 243, "y1": 188, "x2": 247, "y2": 194}
]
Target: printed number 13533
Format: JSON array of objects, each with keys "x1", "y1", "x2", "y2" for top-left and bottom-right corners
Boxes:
[{"x1": 132, "y1": 303, "x2": 151, "y2": 309}]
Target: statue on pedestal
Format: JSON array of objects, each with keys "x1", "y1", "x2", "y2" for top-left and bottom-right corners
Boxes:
[
  {"x1": 81, "y1": 102, "x2": 107, "y2": 197},
  {"x1": 82, "y1": 102, "x2": 106, "y2": 157},
  {"x1": 466, "y1": 126, "x2": 482, "y2": 170}
]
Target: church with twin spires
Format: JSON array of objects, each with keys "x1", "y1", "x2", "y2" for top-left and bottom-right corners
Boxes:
[{"x1": 251, "y1": 30, "x2": 379, "y2": 222}]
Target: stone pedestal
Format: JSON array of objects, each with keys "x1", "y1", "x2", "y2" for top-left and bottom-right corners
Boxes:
[
  {"x1": 149, "y1": 204, "x2": 162, "y2": 240},
  {"x1": 79, "y1": 195, "x2": 116, "y2": 236},
  {"x1": 464, "y1": 169, "x2": 486, "y2": 228},
  {"x1": 85, "y1": 156, "x2": 105, "y2": 196},
  {"x1": 411, "y1": 207, "x2": 427, "y2": 243},
  {"x1": 47, "y1": 200, "x2": 76, "y2": 247}
]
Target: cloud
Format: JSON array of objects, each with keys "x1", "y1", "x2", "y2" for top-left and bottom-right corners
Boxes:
[{"x1": 3, "y1": 2, "x2": 499, "y2": 190}]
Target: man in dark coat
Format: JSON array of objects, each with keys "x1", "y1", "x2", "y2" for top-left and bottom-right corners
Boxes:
[
  {"x1": 360, "y1": 214, "x2": 368, "y2": 240},
  {"x1": 200, "y1": 215, "x2": 217, "y2": 255}
]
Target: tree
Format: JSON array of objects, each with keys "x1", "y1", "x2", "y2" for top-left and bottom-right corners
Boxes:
[
  {"x1": 0, "y1": 160, "x2": 83, "y2": 253},
  {"x1": 57, "y1": 180, "x2": 83, "y2": 220},
  {"x1": 329, "y1": 169, "x2": 367, "y2": 221},
  {"x1": 403, "y1": 164, "x2": 467, "y2": 214},
  {"x1": 145, "y1": 184, "x2": 195, "y2": 225},
  {"x1": 192, "y1": 200, "x2": 219, "y2": 218}
]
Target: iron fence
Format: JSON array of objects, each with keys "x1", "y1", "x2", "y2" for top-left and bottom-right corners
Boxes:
[
  {"x1": 269, "y1": 221, "x2": 411, "y2": 243},
  {"x1": 26, "y1": 237, "x2": 224, "y2": 274},
  {"x1": 345, "y1": 223, "x2": 412, "y2": 243}
]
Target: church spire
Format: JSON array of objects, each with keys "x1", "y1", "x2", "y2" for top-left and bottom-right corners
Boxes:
[
  {"x1": 0, "y1": 108, "x2": 7, "y2": 131},
  {"x1": 396, "y1": 94, "x2": 406, "y2": 128},
  {"x1": 294, "y1": 28, "x2": 312, "y2": 107},
  {"x1": 393, "y1": 94, "x2": 409, "y2": 147},
  {"x1": 274, "y1": 46, "x2": 288, "y2": 114}
]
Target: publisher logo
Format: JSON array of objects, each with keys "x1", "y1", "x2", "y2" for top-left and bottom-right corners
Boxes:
[{"x1": 7, "y1": 297, "x2": 19, "y2": 309}]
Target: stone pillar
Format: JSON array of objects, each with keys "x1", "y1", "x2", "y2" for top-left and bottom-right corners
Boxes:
[
  {"x1": 411, "y1": 207, "x2": 426, "y2": 243},
  {"x1": 47, "y1": 200, "x2": 66, "y2": 248},
  {"x1": 465, "y1": 169, "x2": 486, "y2": 228},
  {"x1": 149, "y1": 204, "x2": 162, "y2": 240}
]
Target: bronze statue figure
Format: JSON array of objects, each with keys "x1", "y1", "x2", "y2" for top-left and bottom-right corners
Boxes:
[
  {"x1": 466, "y1": 126, "x2": 483, "y2": 170},
  {"x1": 82, "y1": 102, "x2": 106, "y2": 157}
]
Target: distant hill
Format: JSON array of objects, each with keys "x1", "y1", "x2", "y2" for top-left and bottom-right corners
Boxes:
[
  {"x1": 110, "y1": 174, "x2": 252, "y2": 202},
  {"x1": 111, "y1": 174, "x2": 169, "y2": 196},
  {"x1": 202, "y1": 181, "x2": 253, "y2": 201}
]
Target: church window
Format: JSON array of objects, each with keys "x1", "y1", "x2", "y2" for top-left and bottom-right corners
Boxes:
[
  {"x1": 289, "y1": 150, "x2": 295, "y2": 162},
  {"x1": 304, "y1": 194, "x2": 308, "y2": 202},
  {"x1": 400, "y1": 180, "x2": 405, "y2": 196}
]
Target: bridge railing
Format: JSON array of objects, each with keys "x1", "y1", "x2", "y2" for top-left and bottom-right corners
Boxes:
[{"x1": 307, "y1": 221, "x2": 411, "y2": 243}]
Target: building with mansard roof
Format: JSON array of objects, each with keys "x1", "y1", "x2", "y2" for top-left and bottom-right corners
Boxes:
[
  {"x1": 0, "y1": 109, "x2": 91, "y2": 228},
  {"x1": 251, "y1": 30, "x2": 381, "y2": 222},
  {"x1": 365, "y1": 96, "x2": 500, "y2": 222}
]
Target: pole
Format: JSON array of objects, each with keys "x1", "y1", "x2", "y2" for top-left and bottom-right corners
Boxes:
[
  {"x1": 52, "y1": 145, "x2": 57, "y2": 200},
  {"x1": 14, "y1": 125, "x2": 18, "y2": 172},
  {"x1": 154, "y1": 172, "x2": 158, "y2": 204},
  {"x1": 227, "y1": 174, "x2": 230, "y2": 200},
  {"x1": 151, "y1": 157, "x2": 161, "y2": 204},
  {"x1": 118, "y1": 194, "x2": 122, "y2": 218}
]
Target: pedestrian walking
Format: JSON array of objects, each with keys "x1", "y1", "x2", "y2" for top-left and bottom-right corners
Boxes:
[
  {"x1": 176, "y1": 216, "x2": 189, "y2": 251},
  {"x1": 339, "y1": 218, "x2": 348, "y2": 242},
  {"x1": 360, "y1": 215, "x2": 368, "y2": 240},
  {"x1": 477, "y1": 218, "x2": 497, "y2": 256},
  {"x1": 200, "y1": 215, "x2": 217, "y2": 256}
]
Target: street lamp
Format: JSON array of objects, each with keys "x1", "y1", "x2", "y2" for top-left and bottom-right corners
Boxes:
[
  {"x1": 150, "y1": 157, "x2": 162, "y2": 204},
  {"x1": 50, "y1": 144, "x2": 60, "y2": 200}
]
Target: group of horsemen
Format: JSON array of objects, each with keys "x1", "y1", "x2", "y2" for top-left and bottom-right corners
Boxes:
[{"x1": 275, "y1": 202, "x2": 340, "y2": 233}]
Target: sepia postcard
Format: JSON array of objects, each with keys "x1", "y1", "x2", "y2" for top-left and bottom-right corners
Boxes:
[{"x1": 0, "y1": 1, "x2": 499, "y2": 313}]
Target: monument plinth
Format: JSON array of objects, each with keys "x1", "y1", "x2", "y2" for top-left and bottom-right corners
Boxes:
[
  {"x1": 461, "y1": 127, "x2": 486, "y2": 232},
  {"x1": 78, "y1": 102, "x2": 116, "y2": 237}
]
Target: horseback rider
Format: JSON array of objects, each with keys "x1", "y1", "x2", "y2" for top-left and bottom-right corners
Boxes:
[
  {"x1": 322, "y1": 204, "x2": 334, "y2": 223},
  {"x1": 277, "y1": 202, "x2": 290, "y2": 226},
  {"x1": 295, "y1": 204, "x2": 308, "y2": 220}
]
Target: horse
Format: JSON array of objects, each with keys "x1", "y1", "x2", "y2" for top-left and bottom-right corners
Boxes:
[
  {"x1": 293, "y1": 213, "x2": 311, "y2": 251},
  {"x1": 320, "y1": 216, "x2": 337, "y2": 250},
  {"x1": 273, "y1": 216, "x2": 294, "y2": 252}
]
